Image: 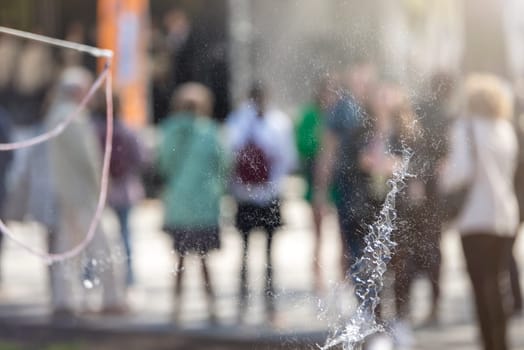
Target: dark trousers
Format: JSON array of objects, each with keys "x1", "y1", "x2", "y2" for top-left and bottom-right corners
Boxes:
[
  {"x1": 388, "y1": 204, "x2": 442, "y2": 320},
  {"x1": 509, "y1": 236, "x2": 523, "y2": 312},
  {"x1": 394, "y1": 204, "x2": 442, "y2": 319},
  {"x1": 114, "y1": 206, "x2": 133, "y2": 286},
  {"x1": 462, "y1": 233, "x2": 513, "y2": 350},
  {"x1": 235, "y1": 200, "x2": 281, "y2": 318}
]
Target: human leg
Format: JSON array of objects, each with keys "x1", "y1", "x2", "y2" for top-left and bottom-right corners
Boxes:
[
  {"x1": 48, "y1": 227, "x2": 77, "y2": 315},
  {"x1": 427, "y1": 243, "x2": 442, "y2": 322},
  {"x1": 342, "y1": 219, "x2": 366, "y2": 280},
  {"x1": 261, "y1": 200, "x2": 281, "y2": 320},
  {"x1": 335, "y1": 203, "x2": 352, "y2": 280},
  {"x1": 312, "y1": 204, "x2": 324, "y2": 293},
  {"x1": 236, "y1": 231, "x2": 249, "y2": 321},
  {"x1": 265, "y1": 229, "x2": 276, "y2": 317},
  {"x1": 114, "y1": 206, "x2": 134, "y2": 286},
  {"x1": 486, "y1": 237, "x2": 511, "y2": 350},
  {"x1": 235, "y1": 202, "x2": 254, "y2": 297},
  {"x1": 201, "y1": 256, "x2": 216, "y2": 321},
  {"x1": 421, "y1": 217, "x2": 442, "y2": 323},
  {"x1": 392, "y1": 245, "x2": 413, "y2": 321},
  {"x1": 462, "y1": 234, "x2": 509, "y2": 350},
  {"x1": 509, "y1": 237, "x2": 522, "y2": 314},
  {"x1": 173, "y1": 255, "x2": 185, "y2": 319},
  {"x1": 89, "y1": 228, "x2": 127, "y2": 313},
  {"x1": 174, "y1": 255, "x2": 185, "y2": 299},
  {"x1": 48, "y1": 206, "x2": 83, "y2": 316},
  {"x1": 235, "y1": 202, "x2": 253, "y2": 321}
]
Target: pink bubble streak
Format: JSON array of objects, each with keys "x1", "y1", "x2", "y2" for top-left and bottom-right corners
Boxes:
[{"x1": 0, "y1": 60, "x2": 114, "y2": 264}]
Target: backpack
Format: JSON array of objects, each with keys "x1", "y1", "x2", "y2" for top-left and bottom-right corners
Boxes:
[
  {"x1": 97, "y1": 119, "x2": 137, "y2": 180},
  {"x1": 109, "y1": 129, "x2": 133, "y2": 179},
  {"x1": 234, "y1": 138, "x2": 271, "y2": 185}
]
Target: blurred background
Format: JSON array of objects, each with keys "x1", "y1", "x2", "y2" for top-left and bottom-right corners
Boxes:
[
  {"x1": 2, "y1": 0, "x2": 523, "y2": 124},
  {"x1": 0, "y1": 1, "x2": 524, "y2": 350}
]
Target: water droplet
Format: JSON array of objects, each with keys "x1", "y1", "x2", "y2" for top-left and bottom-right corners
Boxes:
[
  {"x1": 322, "y1": 148, "x2": 412, "y2": 350},
  {"x1": 83, "y1": 279, "x2": 94, "y2": 289}
]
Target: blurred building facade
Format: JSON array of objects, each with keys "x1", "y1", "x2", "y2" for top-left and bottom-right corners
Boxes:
[
  {"x1": 228, "y1": 0, "x2": 464, "y2": 110},
  {"x1": 0, "y1": 0, "x2": 97, "y2": 38},
  {"x1": 2, "y1": 0, "x2": 522, "y2": 122},
  {"x1": 0, "y1": 0, "x2": 230, "y2": 125}
]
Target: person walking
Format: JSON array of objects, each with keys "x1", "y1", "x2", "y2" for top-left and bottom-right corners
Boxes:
[
  {"x1": 44, "y1": 67, "x2": 126, "y2": 318},
  {"x1": 93, "y1": 95, "x2": 144, "y2": 287},
  {"x1": 413, "y1": 72, "x2": 456, "y2": 325},
  {"x1": 357, "y1": 83, "x2": 421, "y2": 347},
  {"x1": 314, "y1": 61, "x2": 377, "y2": 279},
  {"x1": 441, "y1": 74, "x2": 518, "y2": 350}
]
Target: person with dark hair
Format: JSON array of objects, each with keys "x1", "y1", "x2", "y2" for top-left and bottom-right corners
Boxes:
[
  {"x1": 158, "y1": 82, "x2": 226, "y2": 322},
  {"x1": 10, "y1": 33, "x2": 55, "y2": 126},
  {"x1": 92, "y1": 94, "x2": 144, "y2": 287},
  {"x1": 164, "y1": 8, "x2": 192, "y2": 88},
  {"x1": 366, "y1": 85, "x2": 422, "y2": 347},
  {"x1": 161, "y1": 8, "x2": 230, "y2": 122},
  {"x1": 226, "y1": 81, "x2": 296, "y2": 322},
  {"x1": 314, "y1": 62, "x2": 377, "y2": 280},
  {"x1": 413, "y1": 71, "x2": 457, "y2": 325}
]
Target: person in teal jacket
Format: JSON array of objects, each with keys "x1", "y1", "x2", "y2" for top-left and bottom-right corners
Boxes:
[
  {"x1": 295, "y1": 76, "x2": 338, "y2": 294},
  {"x1": 158, "y1": 82, "x2": 226, "y2": 322}
]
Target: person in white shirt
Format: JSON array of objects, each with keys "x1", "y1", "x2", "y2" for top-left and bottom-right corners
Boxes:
[
  {"x1": 226, "y1": 82, "x2": 296, "y2": 322},
  {"x1": 441, "y1": 74, "x2": 518, "y2": 350}
]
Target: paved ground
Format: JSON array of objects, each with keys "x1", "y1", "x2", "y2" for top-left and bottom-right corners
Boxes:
[{"x1": 0, "y1": 176, "x2": 524, "y2": 349}]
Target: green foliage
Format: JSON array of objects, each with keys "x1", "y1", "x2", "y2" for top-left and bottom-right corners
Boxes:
[
  {"x1": 0, "y1": 342, "x2": 21, "y2": 350},
  {"x1": 0, "y1": 341, "x2": 85, "y2": 350},
  {"x1": 45, "y1": 343, "x2": 84, "y2": 350}
]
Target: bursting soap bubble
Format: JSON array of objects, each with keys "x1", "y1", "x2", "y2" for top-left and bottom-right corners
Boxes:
[{"x1": 0, "y1": 26, "x2": 114, "y2": 265}]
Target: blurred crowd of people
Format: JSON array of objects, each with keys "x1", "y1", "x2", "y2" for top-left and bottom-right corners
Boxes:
[
  {"x1": 298, "y1": 64, "x2": 524, "y2": 350},
  {"x1": 0, "y1": 15, "x2": 523, "y2": 350}
]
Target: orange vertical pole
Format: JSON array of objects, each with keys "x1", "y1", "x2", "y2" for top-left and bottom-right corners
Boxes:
[
  {"x1": 97, "y1": 0, "x2": 149, "y2": 127},
  {"x1": 119, "y1": 0, "x2": 149, "y2": 127},
  {"x1": 97, "y1": 0, "x2": 118, "y2": 74}
]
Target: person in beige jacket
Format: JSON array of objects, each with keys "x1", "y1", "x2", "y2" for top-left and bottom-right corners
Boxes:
[
  {"x1": 44, "y1": 67, "x2": 126, "y2": 318},
  {"x1": 441, "y1": 74, "x2": 518, "y2": 350}
]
